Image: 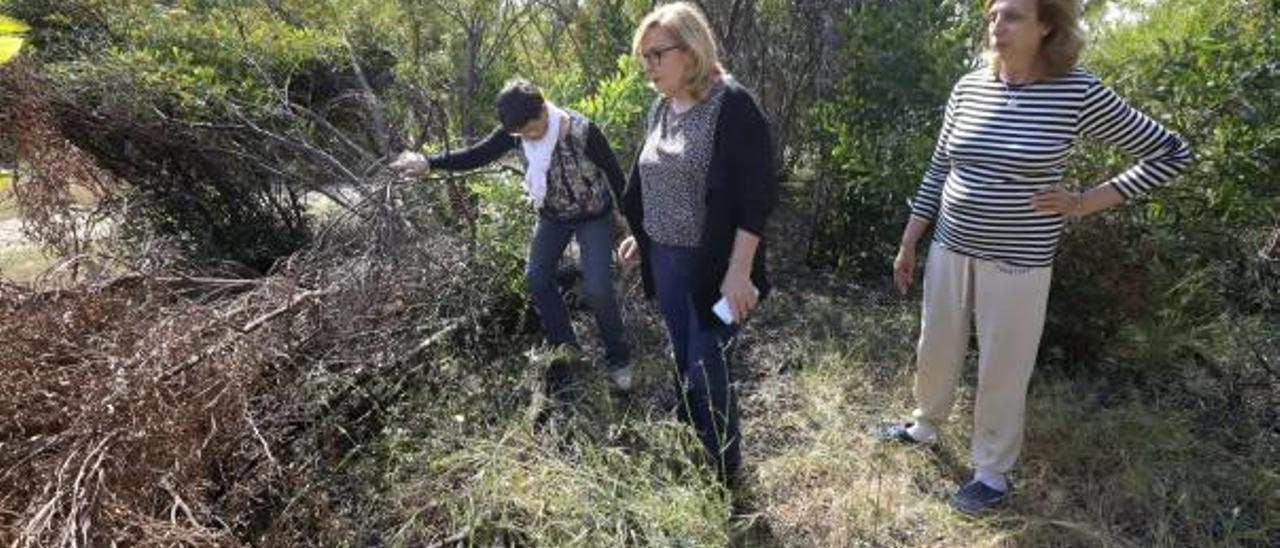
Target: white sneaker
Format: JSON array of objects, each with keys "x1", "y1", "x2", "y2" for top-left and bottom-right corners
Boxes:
[
  {"x1": 608, "y1": 365, "x2": 634, "y2": 391},
  {"x1": 905, "y1": 421, "x2": 939, "y2": 444}
]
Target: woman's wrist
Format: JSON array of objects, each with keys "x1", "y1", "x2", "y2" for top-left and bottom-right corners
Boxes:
[
  {"x1": 900, "y1": 218, "x2": 929, "y2": 249},
  {"x1": 726, "y1": 262, "x2": 753, "y2": 280},
  {"x1": 1081, "y1": 184, "x2": 1126, "y2": 218}
]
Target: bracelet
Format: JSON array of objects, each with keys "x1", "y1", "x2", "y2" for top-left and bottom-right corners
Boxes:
[{"x1": 1072, "y1": 192, "x2": 1084, "y2": 219}]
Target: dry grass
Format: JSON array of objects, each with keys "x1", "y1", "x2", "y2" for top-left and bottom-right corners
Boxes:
[
  {"x1": 342, "y1": 241, "x2": 1276, "y2": 548},
  {"x1": 380, "y1": 414, "x2": 731, "y2": 547},
  {"x1": 717, "y1": 273, "x2": 1279, "y2": 548},
  {"x1": 0, "y1": 244, "x2": 51, "y2": 281}
]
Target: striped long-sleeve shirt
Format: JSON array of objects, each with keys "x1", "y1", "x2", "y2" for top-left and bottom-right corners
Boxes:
[{"x1": 910, "y1": 67, "x2": 1192, "y2": 266}]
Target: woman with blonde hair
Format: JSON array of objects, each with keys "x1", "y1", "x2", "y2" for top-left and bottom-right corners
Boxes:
[
  {"x1": 881, "y1": 0, "x2": 1191, "y2": 513},
  {"x1": 617, "y1": 2, "x2": 778, "y2": 483}
]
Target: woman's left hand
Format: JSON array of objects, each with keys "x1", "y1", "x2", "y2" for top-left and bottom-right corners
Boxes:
[
  {"x1": 1031, "y1": 185, "x2": 1083, "y2": 217},
  {"x1": 720, "y1": 272, "x2": 758, "y2": 324}
]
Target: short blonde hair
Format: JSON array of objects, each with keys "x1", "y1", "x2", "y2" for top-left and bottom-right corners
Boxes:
[
  {"x1": 985, "y1": 0, "x2": 1085, "y2": 77},
  {"x1": 631, "y1": 2, "x2": 725, "y2": 99}
]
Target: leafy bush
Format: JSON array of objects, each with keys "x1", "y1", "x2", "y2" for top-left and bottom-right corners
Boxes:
[
  {"x1": 1041, "y1": 0, "x2": 1279, "y2": 371},
  {"x1": 804, "y1": 0, "x2": 980, "y2": 276},
  {"x1": 571, "y1": 53, "x2": 651, "y2": 163},
  {"x1": 808, "y1": 0, "x2": 1277, "y2": 376}
]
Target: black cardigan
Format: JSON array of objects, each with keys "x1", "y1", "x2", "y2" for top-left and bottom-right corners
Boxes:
[{"x1": 621, "y1": 79, "x2": 779, "y2": 328}]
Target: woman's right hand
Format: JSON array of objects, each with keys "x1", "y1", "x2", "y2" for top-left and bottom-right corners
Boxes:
[
  {"x1": 893, "y1": 244, "x2": 917, "y2": 295},
  {"x1": 389, "y1": 150, "x2": 430, "y2": 178},
  {"x1": 617, "y1": 236, "x2": 640, "y2": 268}
]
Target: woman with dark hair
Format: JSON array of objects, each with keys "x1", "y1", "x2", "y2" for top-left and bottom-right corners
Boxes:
[
  {"x1": 392, "y1": 78, "x2": 634, "y2": 391},
  {"x1": 881, "y1": 0, "x2": 1191, "y2": 514}
]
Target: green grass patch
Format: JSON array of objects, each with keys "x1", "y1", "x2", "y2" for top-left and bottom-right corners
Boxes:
[{"x1": 384, "y1": 420, "x2": 731, "y2": 547}]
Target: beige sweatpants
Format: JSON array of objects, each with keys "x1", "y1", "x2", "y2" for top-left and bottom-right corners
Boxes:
[{"x1": 910, "y1": 243, "x2": 1052, "y2": 476}]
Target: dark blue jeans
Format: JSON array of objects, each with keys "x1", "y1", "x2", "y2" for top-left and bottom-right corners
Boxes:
[
  {"x1": 525, "y1": 214, "x2": 630, "y2": 369},
  {"x1": 650, "y1": 242, "x2": 741, "y2": 481}
]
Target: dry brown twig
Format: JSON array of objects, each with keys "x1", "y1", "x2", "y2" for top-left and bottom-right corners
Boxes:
[{"x1": 0, "y1": 59, "x2": 117, "y2": 269}]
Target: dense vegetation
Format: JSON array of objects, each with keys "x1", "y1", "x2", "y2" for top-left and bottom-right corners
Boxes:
[{"x1": 0, "y1": 0, "x2": 1275, "y2": 546}]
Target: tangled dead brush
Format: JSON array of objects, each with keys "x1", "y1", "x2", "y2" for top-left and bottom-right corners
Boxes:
[
  {"x1": 1, "y1": 273, "x2": 283, "y2": 546},
  {"x1": 0, "y1": 58, "x2": 116, "y2": 262},
  {"x1": 0, "y1": 44, "x2": 535, "y2": 546},
  {"x1": 0, "y1": 220, "x2": 519, "y2": 545},
  {"x1": 0, "y1": 181, "x2": 524, "y2": 547}
]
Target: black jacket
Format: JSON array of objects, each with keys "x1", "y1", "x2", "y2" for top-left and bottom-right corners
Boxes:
[
  {"x1": 621, "y1": 78, "x2": 779, "y2": 328},
  {"x1": 428, "y1": 121, "x2": 627, "y2": 221}
]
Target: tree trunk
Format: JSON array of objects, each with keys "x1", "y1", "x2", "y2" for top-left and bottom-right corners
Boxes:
[{"x1": 461, "y1": 21, "x2": 482, "y2": 141}]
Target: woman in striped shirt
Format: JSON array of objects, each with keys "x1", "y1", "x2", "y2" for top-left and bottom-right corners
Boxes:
[{"x1": 881, "y1": 0, "x2": 1191, "y2": 514}]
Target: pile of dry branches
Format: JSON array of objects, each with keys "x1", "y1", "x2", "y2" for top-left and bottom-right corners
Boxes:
[
  {"x1": 0, "y1": 58, "x2": 527, "y2": 546},
  {"x1": 0, "y1": 199, "x2": 521, "y2": 547}
]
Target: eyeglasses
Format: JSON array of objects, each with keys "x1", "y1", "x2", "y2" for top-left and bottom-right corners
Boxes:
[{"x1": 640, "y1": 44, "x2": 682, "y2": 67}]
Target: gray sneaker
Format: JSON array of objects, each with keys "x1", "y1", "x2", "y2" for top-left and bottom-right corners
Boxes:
[
  {"x1": 874, "y1": 422, "x2": 935, "y2": 445},
  {"x1": 608, "y1": 365, "x2": 634, "y2": 392},
  {"x1": 948, "y1": 480, "x2": 1007, "y2": 515}
]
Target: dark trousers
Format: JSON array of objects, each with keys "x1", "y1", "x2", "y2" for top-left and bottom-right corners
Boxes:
[{"x1": 650, "y1": 242, "x2": 741, "y2": 480}]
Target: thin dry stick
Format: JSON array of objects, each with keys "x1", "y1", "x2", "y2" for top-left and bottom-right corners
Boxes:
[
  {"x1": 425, "y1": 527, "x2": 471, "y2": 548},
  {"x1": 163, "y1": 484, "x2": 198, "y2": 529},
  {"x1": 240, "y1": 288, "x2": 331, "y2": 333},
  {"x1": 246, "y1": 412, "x2": 279, "y2": 473},
  {"x1": 160, "y1": 288, "x2": 331, "y2": 381}
]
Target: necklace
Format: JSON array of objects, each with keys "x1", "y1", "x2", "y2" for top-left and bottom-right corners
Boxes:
[
  {"x1": 1000, "y1": 69, "x2": 1036, "y2": 109},
  {"x1": 1003, "y1": 80, "x2": 1025, "y2": 108}
]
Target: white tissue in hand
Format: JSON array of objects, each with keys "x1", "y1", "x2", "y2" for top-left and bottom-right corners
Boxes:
[
  {"x1": 712, "y1": 285, "x2": 759, "y2": 325},
  {"x1": 712, "y1": 297, "x2": 736, "y2": 324}
]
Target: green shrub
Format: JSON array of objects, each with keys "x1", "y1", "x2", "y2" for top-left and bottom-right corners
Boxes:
[{"x1": 805, "y1": 0, "x2": 980, "y2": 276}]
